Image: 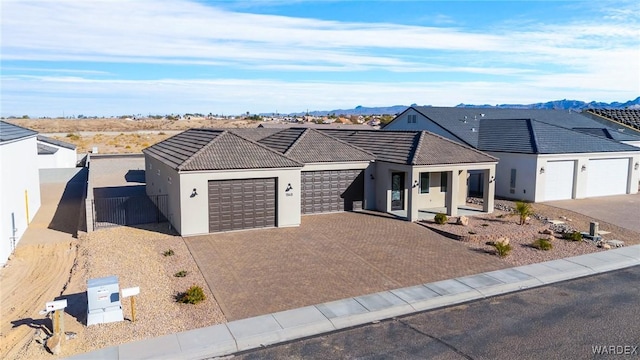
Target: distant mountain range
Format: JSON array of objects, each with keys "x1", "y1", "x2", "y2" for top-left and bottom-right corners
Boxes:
[{"x1": 284, "y1": 97, "x2": 640, "y2": 116}]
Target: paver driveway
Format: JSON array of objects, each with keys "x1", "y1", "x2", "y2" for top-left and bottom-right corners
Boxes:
[
  {"x1": 544, "y1": 194, "x2": 640, "y2": 233},
  {"x1": 184, "y1": 212, "x2": 507, "y2": 321}
]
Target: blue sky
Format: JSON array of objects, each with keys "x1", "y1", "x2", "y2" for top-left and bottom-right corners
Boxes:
[{"x1": 1, "y1": 0, "x2": 639, "y2": 117}]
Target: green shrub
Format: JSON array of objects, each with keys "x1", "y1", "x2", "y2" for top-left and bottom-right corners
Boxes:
[
  {"x1": 174, "y1": 270, "x2": 188, "y2": 277},
  {"x1": 434, "y1": 213, "x2": 448, "y2": 225},
  {"x1": 562, "y1": 231, "x2": 583, "y2": 242},
  {"x1": 512, "y1": 201, "x2": 533, "y2": 225},
  {"x1": 531, "y1": 238, "x2": 553, "y2": 251},
  {"x1": 163, "y1": 249, "x2": 174, "y2": 256},
  {"x1": 493, "y1": 242, "x2": 512, "y2": 258},
  {"x1": 177, "y1": 285, "x2": 206, "y2": 304}
]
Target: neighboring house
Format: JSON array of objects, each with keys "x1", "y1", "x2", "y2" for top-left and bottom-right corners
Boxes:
[
  {"x1": 258, "y1": 123, "x2": 378, "y2": 130},
  {"x1": 0, "y1": 121, "x2": 41, "y2": 265},
  {"x1": 142, "y1": 127, "x2": 497, "y2": 236},
  {"x1": 37, "y1": 135, "x2": 78, "y2": 169},
  {"x1": 582, "y1": 109, "x2": 640, "y2": 146},
  {"x1": 384, "y1": 107, "x2": 640, "y2": 202}
]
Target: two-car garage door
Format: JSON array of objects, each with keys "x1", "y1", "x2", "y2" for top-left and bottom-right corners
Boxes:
[
  {"x1": 301, "y1": 170, "x2": 364, "y2": 214},
  {"x1": 208, "y1": 178, "x2": 276, "y2": 233}
]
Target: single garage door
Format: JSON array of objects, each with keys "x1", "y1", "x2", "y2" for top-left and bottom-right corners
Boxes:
[
  {"x1": 208, "y1": 178, "x2": 276, "y2": 233},
  {"x1": 301, "y1": 170, "x2": 364, "y2": 214},
  {"x1": 587, "y1": 158, "x2": 629, "y2": 197},
  {"x1": 544, "y1": 161, "x2": 575, "y2": 201}
]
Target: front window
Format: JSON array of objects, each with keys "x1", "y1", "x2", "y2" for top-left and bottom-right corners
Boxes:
[
  {"x1": 440, "y1": 172, "x2": 448, "y2": 192},
  {"x1": 420, "y1": 173, "x2": 430, "y2": 193}
]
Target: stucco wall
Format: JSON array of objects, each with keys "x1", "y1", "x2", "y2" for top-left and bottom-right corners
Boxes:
[
  {"x1": 0, "y1": 136, "x2": 41, "y2": 265},
  {"x1": 178, "y1": 168, "x2": 302, "y2": 236},
  {"x1": 144, "y1": 154, "x2": 182, "y2": 233},
  {"x1": 38, "y1": 146, "x2": 77, "y2": 169},
  {"x1": 487, "y1": 152, "x2": 538, "y2": 202}
]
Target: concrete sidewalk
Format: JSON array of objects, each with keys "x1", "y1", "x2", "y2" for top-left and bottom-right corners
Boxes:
[{"x1": 68, "y1": 245, "x2": 640, "y2": 360}]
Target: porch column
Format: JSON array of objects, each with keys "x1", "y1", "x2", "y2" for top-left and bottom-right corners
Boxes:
[
  {"x1": 407, "y1": 170, "x2": 419, "y2": 222},
  {"x1": 445, "y1": 170, "x2": 459, "y2": 216},
  {"x1": 483, "y1": 167, "x2": 495, "y2": 213}
]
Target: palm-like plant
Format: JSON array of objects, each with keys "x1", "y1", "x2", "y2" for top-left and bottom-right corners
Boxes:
[{"x1": 513, "y1": 201, "x2": 533, "y2": 225}]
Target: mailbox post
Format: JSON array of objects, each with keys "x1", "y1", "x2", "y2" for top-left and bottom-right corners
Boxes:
[{"x1": 121, "y1": 287, "x2": 140, "y2": 322}]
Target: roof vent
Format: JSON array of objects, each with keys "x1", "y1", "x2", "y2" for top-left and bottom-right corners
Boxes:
[
  {"x1": 480, "y1": 113, "x2": 485, "y2": 117},
  {"x1": 618, "y1": 128, "x2": 625, "y2": 132},
  {"x1": 471, "y1": 127, "x2": 476, "y2": 132}
]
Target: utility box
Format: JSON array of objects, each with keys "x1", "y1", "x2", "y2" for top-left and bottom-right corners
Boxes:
[
  {"x1": 590, "y1": 222, "x2": 599, "y2": 237},
  {"x1": 87, "y1": 275, "x2": 124, "y2": 326}
]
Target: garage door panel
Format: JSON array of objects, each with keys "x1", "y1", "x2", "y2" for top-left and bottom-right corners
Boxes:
[
  {"x1": 544, "y1": 161, "x2": 575, "y2": 201},
  {"x1": 587, "y1": 158, "x2": 629, "y2": 197},
  {"x1": 301, "y1": 169, "x2": 364, "y2": 214},
  {"x1": 208, "y1": 178, "x2": 276, "y2": 233}
]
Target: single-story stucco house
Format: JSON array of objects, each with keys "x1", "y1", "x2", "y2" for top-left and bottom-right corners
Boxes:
[
  {"x1": 142, "y1": 127, "x2": 497, "y2": 236},
  {"x1": 384, "y1": 107, "x2": 640, "y2": 202},
  {"x1": 0, "y1": 121, "x2": 41, "y2": 265},
  {"x1": 37, "y1": 135, "x2": 78, "y2": 169}
]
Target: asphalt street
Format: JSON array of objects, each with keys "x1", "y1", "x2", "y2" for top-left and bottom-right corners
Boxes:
[{"x1": 231, "y1": 266, "x2": 640, "y2": 360}]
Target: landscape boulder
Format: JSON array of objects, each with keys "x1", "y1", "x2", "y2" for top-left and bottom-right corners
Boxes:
[{"x1": 456, "y1": 216, "x2": 469, "y2": 226}]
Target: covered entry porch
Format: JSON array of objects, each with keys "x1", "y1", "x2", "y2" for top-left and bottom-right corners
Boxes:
[{"x1": 376, "y1": 162, "x2": 496, "y2": 222}]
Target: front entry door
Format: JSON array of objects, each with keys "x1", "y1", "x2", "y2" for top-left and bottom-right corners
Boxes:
[{"x1": 391, "y1": 172, "x2": 404, "y2": 211}]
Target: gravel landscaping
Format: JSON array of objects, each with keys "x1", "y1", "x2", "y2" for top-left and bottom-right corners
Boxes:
[
  {"x1": 421, "y1": 199, "x2": 640, "y2": 267},
  {"x1": 14, "y1": 224, "x2": 225, "y2": 359},
  {"x1": 9, "y1": 199, "x2": 639, "y2": 359}
]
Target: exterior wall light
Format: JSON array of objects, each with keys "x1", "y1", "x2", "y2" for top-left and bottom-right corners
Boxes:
[
  {"x1": 285, "y1": 183, "x2": 293, "y2": 192},
  {"x1": 635, "y1": 162, "x2": 639, "y2": 170},
  {"x1": 539, "y1": 167, "x2": 545, "y2": 174},
  {"x1": 190, "y1": 188, "x2": 198, "y2": 198},
  {"x1": 489, "y1": 176, "x2": 495, "y2": 183},
  {"x1": 412, "y1": 180, "x2": 419, "y2": 188},
  {"x1": 581, "y1": 165, "x2": 587, "y2": 172},
  {"x1": 370, "y1": 174, "x2": 375, "y2": 180}
]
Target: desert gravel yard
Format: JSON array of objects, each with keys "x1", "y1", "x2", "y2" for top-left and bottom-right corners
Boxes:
[{"x1": 184, "y1": 212, "x2": 509, "y2": 321}]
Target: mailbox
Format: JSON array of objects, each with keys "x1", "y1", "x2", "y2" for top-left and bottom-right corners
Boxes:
[{"x1": 87, "y1": 275, "x2": 124, "y2": 326}]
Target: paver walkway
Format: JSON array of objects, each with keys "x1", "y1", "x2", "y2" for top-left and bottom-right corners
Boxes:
[{"x1": 185, "y1": 212, "x2": 507, "y2": 321}]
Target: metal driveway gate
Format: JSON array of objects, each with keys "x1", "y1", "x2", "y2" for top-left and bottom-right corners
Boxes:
[{"x1": 93, "y1": 195, "x2": 168, "y2": 230}]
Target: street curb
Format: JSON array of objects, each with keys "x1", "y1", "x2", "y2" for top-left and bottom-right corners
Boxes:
[{"x1": 66, "y1": 245, "x2": 640, "y2": 360}]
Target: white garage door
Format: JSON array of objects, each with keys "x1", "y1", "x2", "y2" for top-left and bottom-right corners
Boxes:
[
  {"x1": 587, "y1": 158, "x2": 629, "y2": 197},
  {"x1": 544, "y1": 161, "x2": 575, "y2": 201}
]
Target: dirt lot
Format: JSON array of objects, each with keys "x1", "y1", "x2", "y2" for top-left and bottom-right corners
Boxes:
[{"x1": 6, "y1": 118, "x2": 259, "y2": 154}]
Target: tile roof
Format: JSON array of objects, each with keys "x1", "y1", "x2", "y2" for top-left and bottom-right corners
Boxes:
[
  {"x1": 586, "y1": 109, "x2": 640, "y2": 131},
  {"x1": 0, "y1": 121, "x2": 37, "y2": 143},
  {"x1": 320, "y1": 129, "x2": 497, "y2": 165},
  {"x1": 570, "y1": 127, "x2": 640, "y2": 142},
  {"x1": 257, "y1": 128, "x2": 374, "y2": 163},
  {"x1": 259, "y1": 123, "x2": 374, "y2": 130},
  {"x1": 143, "y1": 129, "x2": 302, "y2": 171},
  {"x1": 37, "y1": 135, "x2": 77, "y2": 150},
  {"x1": 408, "y1": 106, "x2": 637, "y2": 148},
  {"x1": 478, "y1": 119, "x2": 640, "y2": 154},
  {"x1": 37, "y1": 143, "x2": 59, "y2": 155},
  {"x1": 227, "y1": 128, "x2": 283, "y2": 141}
]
